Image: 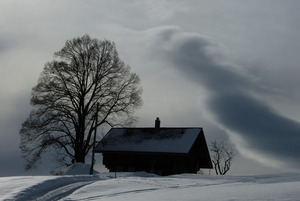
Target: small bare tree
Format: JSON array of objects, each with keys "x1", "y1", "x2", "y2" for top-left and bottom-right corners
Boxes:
[{"x1": 210, "y1": 140, "x2": 235, "y2": 175}]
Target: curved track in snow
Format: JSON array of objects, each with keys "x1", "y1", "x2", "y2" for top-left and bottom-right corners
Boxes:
[{"x1": 34, "y1": 180, "x2": 95, "y2": 201}]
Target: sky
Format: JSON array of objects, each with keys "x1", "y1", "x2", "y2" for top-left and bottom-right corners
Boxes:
[{"x1": 1, "y1": 0, "x2": 300, "y2": 176}]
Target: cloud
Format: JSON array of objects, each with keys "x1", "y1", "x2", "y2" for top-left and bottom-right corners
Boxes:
[
  {"x1": 209, "y1": 92, "x2": 300, "y2": 167},
  {"x1": 1, "y1": 0, "x2": 299, "y2": 175},
  {"x1": 147, "y1": 27, "x2": 300, "y2": 169}
]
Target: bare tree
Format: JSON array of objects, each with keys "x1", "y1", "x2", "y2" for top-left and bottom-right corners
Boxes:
[
  {"x1": 20, "y1": 35, "x2": 142, "y2": 170},
  {"x1": 210, "y1": 140, "x2": 235, "y2": 175}
]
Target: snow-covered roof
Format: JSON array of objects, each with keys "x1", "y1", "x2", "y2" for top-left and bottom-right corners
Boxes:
[{"x1": 95, "y1": 128, "x2": 203, "y2": 154}]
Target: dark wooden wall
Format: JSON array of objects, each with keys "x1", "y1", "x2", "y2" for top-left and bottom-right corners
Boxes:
[
  {"x1": 102, "y1": 152, "x2": 204, "y2": 176},
  {"x1": 101, "y1": 130, "x2": 212, "y2": 176}
]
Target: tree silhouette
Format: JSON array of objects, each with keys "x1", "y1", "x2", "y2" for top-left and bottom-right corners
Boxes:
[
  {"x1": 20, "y1": 35, "x2": 142, "y2": 170},
  {"x1": 210, "y1": 140, "x2": 235, "y2": 175}
]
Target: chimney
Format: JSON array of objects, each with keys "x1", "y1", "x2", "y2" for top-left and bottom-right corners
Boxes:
[{"x1": 155, "y1": 117, "x2": 160, "y2": 129}]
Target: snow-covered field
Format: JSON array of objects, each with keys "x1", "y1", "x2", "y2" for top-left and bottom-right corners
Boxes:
[{"x1": 1, "y1": 172, "x2": 300, "y2": 201}]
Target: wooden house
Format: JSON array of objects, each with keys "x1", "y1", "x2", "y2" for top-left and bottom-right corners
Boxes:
[{"x1": 95, "y1": 118, "x2": 212, "y2": 176}]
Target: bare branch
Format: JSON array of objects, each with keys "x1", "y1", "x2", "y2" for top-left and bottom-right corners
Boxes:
[{"x1": 210, "y1": 140, "x2": 235, "y2": 175}]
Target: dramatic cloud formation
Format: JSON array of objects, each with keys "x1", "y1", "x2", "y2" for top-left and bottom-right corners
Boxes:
[
  {"x1": 1, "y1": 0, "x2": 300, "y2": 175},
  {"x1": 146, "y1": 27, "x2": 300, "y2": 169}
]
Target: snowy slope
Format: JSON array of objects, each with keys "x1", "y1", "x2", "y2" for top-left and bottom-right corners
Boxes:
[
  {"x1": 1, "y1": 173, "x2": 300, "y2": 201},
  {"x1": 62, "y1": 173, "x2": 300, "y2": 201},
  {"x1": 0, "y1": 175, "x2": 108, "y2": 201}
]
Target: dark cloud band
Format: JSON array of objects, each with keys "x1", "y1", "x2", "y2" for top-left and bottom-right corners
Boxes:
[{"x1": 152, "y1": 27, "x2": 300, "y2": 168}]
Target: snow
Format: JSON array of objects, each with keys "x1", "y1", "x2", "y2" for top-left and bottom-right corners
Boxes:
[
  {"x1": 1, "y1": 172, "x2": 300, "y2": 201},
  {"x1": 64, "y1": 163, "x2": 99, "y2": 175},
  {"x1": 0, "y1": 175, "x2": 101, "y2": 201},
  {"x1": 96, "y1": 128, "x2": 201, "y2": 153}
]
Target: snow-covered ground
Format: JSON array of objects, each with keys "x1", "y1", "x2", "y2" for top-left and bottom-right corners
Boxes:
[{"x1": 1, "y1": 172, "x2": 300, "y2": 200}]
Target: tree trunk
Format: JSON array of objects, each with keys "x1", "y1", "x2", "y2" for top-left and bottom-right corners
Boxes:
[
  {"x1": 75, "y1": 142, "x2": 85, "y2": 163},
  {"x1": 75, "y1": 121, "x2": 86, "y2": 163}
]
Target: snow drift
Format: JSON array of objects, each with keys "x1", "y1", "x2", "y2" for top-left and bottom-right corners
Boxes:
[{"x1": 1, "y1": 172, "x2": 299, "y2": 201}]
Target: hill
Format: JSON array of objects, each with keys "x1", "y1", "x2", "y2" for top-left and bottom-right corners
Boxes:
[{"x1": 1, "y1": 172, "x2": 300, "y2": 200}]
